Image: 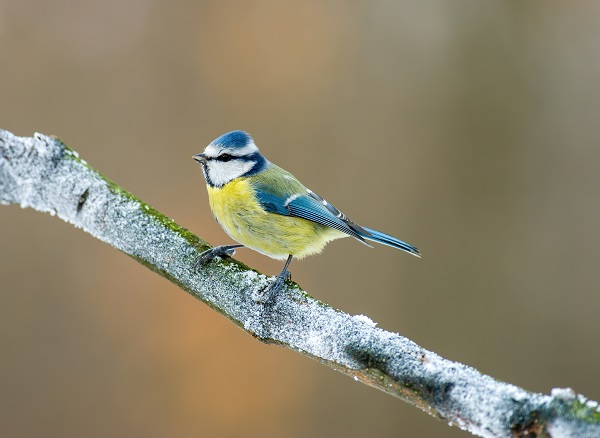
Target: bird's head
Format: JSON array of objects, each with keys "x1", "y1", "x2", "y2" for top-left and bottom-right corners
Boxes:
[{"x1": 193, "y1": 130, "x2": 268, "y2": 187}]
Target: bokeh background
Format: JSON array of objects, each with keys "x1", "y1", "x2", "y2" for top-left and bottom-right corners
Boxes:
[{"x1": 1, "y1": 1, "x2": 600, "y2": 437}]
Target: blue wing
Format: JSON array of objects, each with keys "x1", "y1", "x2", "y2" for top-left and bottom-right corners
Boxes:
[
  {"x1": 255, "y1": 188, "x2": 371, "y2": 245},
  {"x1": 358, "y1": 226, "x2": 420, "y2": 256},
  {"x1": 252, "y1": 172, "x2": 420, "y2": 257}
]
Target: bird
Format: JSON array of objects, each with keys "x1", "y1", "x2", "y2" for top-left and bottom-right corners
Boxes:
[{"x1": 193, "y1": 130, "x2": 420, "y2": 302}]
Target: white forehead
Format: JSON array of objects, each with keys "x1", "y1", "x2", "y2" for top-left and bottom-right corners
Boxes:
[{"x1": 203, "y1": 140, "x2": 259, "y2": 158}]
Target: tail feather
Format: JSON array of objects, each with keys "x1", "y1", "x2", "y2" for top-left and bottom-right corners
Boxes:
[{"x1": 358, "y1": 226, "x2": 421, "y2": 257}]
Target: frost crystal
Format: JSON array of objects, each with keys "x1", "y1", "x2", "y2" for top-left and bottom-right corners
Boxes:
[
  {"x1": 551, "y1": 387, "x2": 576, "y2": 400},
  {"x1": 353, "y1": 314, "x2": 377, "y2": 327}
]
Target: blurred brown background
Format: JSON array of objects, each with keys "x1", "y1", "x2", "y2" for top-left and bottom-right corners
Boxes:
[{"x1": 1, "y1": 1, "x2": 600, "y2": 437}]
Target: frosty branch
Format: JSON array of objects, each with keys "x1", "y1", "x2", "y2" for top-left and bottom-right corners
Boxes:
[{"x1": 1, "y1": 129, "x2": 598, "y2": 438}]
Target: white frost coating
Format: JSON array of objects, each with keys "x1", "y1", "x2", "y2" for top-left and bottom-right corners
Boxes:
[
  {"x1": 548, "y1": 419, "x2": 591, "y2": 438},
  {"x1": 242, "y1": 270, "x2": 269, "y2": 289},
  {"x1": 33, "y1": 133, "x2": 50, "y2": 153},
  {"x1": 2, "y1": 129, "x2": 599, "y2": 438},
  {"x1": 241, "y1": 270, "x2": 259, "y2": 281},
  {"x1": 305, "y1": 332, "x2": 324, "y2": 352},
  {"x1": 552, "y1": 387, "x2": 576, "y2": 400},
  {"x1": 352, "y1": 314, "x2": 377, "y2": 327}
]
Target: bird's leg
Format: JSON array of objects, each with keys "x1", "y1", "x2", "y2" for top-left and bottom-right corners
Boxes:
[
  {"x1": 257, "y1": 254, "x2": 293, "y2": 303},
  {"x1": 195, "y1": 244, "x2": 244, "y2": 272}
]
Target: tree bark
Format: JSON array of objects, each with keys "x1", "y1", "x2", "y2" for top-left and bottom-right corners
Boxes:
[{"x1": 1, "y1": 129, "x2": 598, "y2": 437}]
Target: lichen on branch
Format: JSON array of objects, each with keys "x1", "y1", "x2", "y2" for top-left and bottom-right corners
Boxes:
[{"x1": 1, "y1": 129, "x2": 598, "y2": 438}]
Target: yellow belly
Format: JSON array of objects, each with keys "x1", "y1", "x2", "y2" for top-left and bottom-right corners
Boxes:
[{"x1": 206, "y1": 179, "x2": 345, "y2": 260}]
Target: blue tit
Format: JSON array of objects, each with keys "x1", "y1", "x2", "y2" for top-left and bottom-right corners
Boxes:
[{"x1": 193, "y1": 130, "x2": 420, "y2": 302}]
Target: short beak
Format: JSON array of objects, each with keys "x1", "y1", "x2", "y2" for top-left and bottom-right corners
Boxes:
[{"x1": 193, "y1": 153, "x2": 207, "y2": 164}]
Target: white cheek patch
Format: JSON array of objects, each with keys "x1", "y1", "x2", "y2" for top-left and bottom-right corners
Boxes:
[{"x1": 207, "y1": 160, "x2": 254, "y2": 187}]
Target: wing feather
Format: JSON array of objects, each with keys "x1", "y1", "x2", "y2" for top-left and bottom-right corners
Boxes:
[
  {"x1": 248, "y1": 164, "x2": 419, "y2": 256},
  {"x1": 254, "y1": 186, "x2": 369, "y2": 244}
]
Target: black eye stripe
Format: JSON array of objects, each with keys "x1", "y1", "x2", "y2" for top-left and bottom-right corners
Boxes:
[
  {"x1": 213, "y1": 153, "x2": 232, "y2": 162},
  {"x1": 208, "y1": 152, "x2": 261, "y2": 163}
]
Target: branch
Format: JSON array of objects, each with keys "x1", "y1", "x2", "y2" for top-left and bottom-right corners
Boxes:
[{"x1": 1, "y1": 129, "x2": 598, "y2": 437}]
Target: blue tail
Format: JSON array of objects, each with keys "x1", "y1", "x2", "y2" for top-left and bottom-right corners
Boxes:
[{"x1": 358, "y1": 226, "x2": 421, "y2": 257}]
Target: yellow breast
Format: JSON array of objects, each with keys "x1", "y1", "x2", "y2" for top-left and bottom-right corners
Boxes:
[{"x1": 206, "y1": 179, "x2": 345, "y2": 260}]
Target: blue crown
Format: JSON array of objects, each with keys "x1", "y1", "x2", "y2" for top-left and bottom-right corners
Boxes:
[{"x1": 211, "y1": 130, "x2": 253, "y2": 149}]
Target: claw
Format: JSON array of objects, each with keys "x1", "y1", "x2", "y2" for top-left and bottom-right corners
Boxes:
[
  {"x1": 195, "y1": 245, "x2": 241, "y2": 273},
  {"x1": 256, "y1": 270, "x2": 292, "y2": 303},
  {"x1": 255, "y1": 254, "x2": 294, "y2": 303}
]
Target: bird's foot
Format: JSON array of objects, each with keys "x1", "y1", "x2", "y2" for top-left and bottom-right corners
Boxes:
[
  {"x1": 256, "y1": 270, "x2": 292, "y2": 303},
  {"x1": 195, "y1": 245, "x2": 240, "y2": 273}
]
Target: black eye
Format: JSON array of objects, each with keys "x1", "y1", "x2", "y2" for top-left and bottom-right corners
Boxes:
[{"x1": 218, "y1": 153, "x2": 232, "y2": 162}]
